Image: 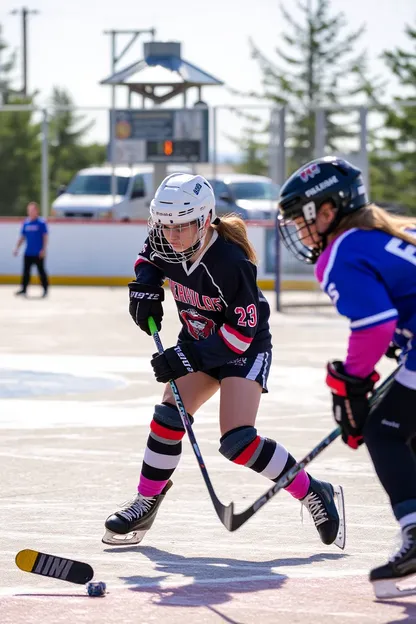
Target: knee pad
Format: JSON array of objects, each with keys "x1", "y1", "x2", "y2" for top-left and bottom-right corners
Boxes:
[
  {"x1": 219, "y1": 426, "x2": 258, "y2": 462},
  {"x1": 153, "y1": 402, "x2": 193, "y2": 432}
]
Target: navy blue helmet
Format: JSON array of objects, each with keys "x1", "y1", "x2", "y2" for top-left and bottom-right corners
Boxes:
[{"x1": 277, "y1": 156, "x2": 369, "y2": 264}]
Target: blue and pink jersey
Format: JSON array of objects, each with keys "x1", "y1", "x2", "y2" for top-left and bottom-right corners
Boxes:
[{"x1": 315, "y1": 227, "x2": 416, "y2": 388}]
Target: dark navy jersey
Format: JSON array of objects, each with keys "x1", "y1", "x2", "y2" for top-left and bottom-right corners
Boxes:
[
  {"x1": 316, "y1": 227, "x2": 416, "y2": 370},
  {"x1": 134, "y1": 230, "x2": 272, "y2": 371}
]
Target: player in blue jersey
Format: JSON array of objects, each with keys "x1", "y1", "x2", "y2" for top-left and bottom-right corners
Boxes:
[
  {"x1": 102, "y1": 173, "x2": 345, "y2": 549},
  {"x1": 13, "y1": 202, "x2": 49, "y2": 297},
  {"x1": 277, "y1": 156, "x2": 416, "y2": 599}
]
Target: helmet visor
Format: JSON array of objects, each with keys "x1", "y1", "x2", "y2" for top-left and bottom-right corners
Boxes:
[{"x1": 148, "y1": 217, "x2": 205, "y2": 263}]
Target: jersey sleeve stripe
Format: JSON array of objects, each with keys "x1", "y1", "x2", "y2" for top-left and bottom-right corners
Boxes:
[
  {"x1": 321, "y1": 228, "x2": 358, "y2": 290},
  {"x1": 222, "y1": 323, "x2": 252, "y2": 344},
  {"x1": 350, "y1": 308, "x2": 399, "y2": 330},
  {"x1": 218, "y1": 325, "x2": 252, "y2": 353},
  {"x1": 134, "y1": 255, "x2": 153, "y2": 269}
]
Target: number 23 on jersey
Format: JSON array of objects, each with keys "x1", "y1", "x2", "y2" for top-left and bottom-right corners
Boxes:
[{"x1": 235, "y1": 304, "x2": 258, "y2": 327}]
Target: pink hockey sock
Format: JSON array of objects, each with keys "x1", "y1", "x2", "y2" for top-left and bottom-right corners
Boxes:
[
  {"x1": 138, "y1": 475, "x2": 168, "y2": 497},
  {"x1": 284, "y1": 470, "x2": 310, "y2": 500}
]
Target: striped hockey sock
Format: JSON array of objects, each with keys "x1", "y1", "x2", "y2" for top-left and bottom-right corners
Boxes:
[
  {"x1": 138, "y1": 403, "x2": 188, "y2": 497},
  {"x1": 219, "y1": 426, "x2": 310, "y2": 500}
]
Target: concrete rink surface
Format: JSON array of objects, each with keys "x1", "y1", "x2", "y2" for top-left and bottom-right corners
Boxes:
[{"x1": 1, "y1": 284, "x2": 415, "y2": 624}]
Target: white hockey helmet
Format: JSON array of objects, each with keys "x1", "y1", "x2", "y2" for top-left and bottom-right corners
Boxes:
[{"x1": 148, "y1": 173, "x2": 218, "y2": 263}]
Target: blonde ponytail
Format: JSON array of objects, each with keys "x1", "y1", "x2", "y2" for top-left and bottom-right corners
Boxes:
[
  {"x1": 212, "y1": 214, "x2": 257, "y2": 264},
  {"x1": 333, "y1": 204, "x2": 416, "y2": 245}
]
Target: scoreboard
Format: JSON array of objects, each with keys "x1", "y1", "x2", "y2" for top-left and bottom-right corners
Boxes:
[
  {"x1": 110, "y1": 108, "x2": 209, "y2": 164},
  {"x1": 146, "y1": 140, "x2": 202, "y2": 161}
]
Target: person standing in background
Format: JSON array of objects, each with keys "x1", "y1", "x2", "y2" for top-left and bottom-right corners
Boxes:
[{"x1": 13, "y1": 202, "x2": 49, "y2": 297}]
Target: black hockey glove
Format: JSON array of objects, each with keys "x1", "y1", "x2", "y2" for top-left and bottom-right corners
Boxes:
[
  {"x1": 151, "y1": 343, "x2": 199, "y2": 383},
  {"x1": 128, "y1": 282, "x2": 164, "y2": 335},
  {"x1": 326, "y1": 360, "x2": 380, "y2": 450}
]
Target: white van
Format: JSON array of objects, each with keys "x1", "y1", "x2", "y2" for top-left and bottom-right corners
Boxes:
[{"x1": 51, "y1": 165, "x2": 190, "y2": 221}]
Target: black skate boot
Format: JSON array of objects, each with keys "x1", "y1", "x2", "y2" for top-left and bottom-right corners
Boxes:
[
  {"x1": 370, "y1": 524, "x2": 416, "y2": 599},
  {"x1": 102, "y1": 480, "x2": 172, "y2": 546},
  {"x1": 301, "y1": 475, "x2": 346, "y2": 549}
]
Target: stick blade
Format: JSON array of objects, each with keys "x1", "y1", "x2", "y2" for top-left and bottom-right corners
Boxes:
[
  {"x1": 15, "y1": 549, "x2": 94, "y2": 585},
  {"x1": 216, "y1": 502, "x2": 234, "y2": 531}
]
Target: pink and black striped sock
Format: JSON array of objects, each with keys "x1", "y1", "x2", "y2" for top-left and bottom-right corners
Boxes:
[
  {"x1": 138, "y1": 404, "x2": 188, "y2": 497},
  {"x1": 219, "y1": 426, "x2": 310, "y2": 500}
]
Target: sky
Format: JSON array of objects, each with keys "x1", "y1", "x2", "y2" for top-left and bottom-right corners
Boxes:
[{"x1": 0, "y1": 0, "x2": 415, "y2": 159}]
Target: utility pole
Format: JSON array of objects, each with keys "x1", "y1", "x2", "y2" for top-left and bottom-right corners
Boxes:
[
  {"x1": 103, "y1": 28, "x2": 156, "y2": 114},
  {"x1": 103, "y1": 28, "x2": 156, "y2": 205},
  {"x1": 10, "y1": 6, "x2": 39, "y2": 97}
]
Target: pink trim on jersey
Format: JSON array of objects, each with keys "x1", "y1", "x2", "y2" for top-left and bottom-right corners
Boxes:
[
  {"x1": 315, "y1": 230, "x2": 359, "y2": 287},
  {"x1": 134, "y1": 255, "x2": 152, "y2": 269},
  {"x1": 314, "y1": 238, "x2": 337, "y2": 284},
  {"x1": 344, "y1": 319, "x2": 397, "y2": 378},
  {"x1": 218, "y1": 323, "x2": 252, "y2": 354}
]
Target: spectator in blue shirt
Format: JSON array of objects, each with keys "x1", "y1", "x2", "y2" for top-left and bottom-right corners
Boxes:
[{"x1": 13, "y1": 202, "x2": 49, "y2": 297}]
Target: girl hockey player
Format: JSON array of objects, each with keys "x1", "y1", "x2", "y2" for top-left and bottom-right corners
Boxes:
[
  {"x1": 103, "y1": 173, "x2": 345, "y2": 549},
  {"x1": 277, "y1": 156, "x2": 416, "y2": 599}
]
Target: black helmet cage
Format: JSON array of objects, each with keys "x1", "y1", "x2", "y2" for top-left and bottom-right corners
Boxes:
[
  {"x1": 277, "y1": 160, "x2": 368, "y2": 264},
  {"x1": 277, "y1": 200, "x2": 323, "y2": 264}
]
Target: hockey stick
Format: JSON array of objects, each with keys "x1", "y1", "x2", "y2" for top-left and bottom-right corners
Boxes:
[
  {"x1": 222, "y1": 365, "x2": 399, "y2": 531},
  {"x1": 148, "y1": 316, "x2": 229, "y2": 526},
  {"x1": 149, "y1": 316, "x2": 399, "y2": 531}
]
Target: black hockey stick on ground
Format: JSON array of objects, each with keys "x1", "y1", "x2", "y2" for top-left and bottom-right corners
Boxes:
[{"x1": 149, "y1": 316, "x2": 399, "y2": 531}]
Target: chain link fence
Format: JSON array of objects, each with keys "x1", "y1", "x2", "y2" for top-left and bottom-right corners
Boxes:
[{"x1": 1, "y1": 101, "x2": 415, "y2": 217}]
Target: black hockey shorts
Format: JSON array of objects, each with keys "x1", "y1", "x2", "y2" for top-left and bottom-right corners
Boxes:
[
  {"x1": 365, "y1": 378, "x2": 416, "y2": 444},
  {"x1": 205, "y1": 350, "x2": 272, "y2": 393},
  {"x1": 364, "y1": 377, "x2": 416, "y2": 509}
]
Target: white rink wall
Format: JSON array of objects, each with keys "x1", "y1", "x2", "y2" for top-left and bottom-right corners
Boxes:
[{"x1": 0, "y1": 219, "x2": 315, "y2": 289}]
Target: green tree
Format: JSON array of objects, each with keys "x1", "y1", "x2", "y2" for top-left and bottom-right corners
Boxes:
[
  {"x1": 48, "y1": 87, "x2": 106, "y2": 198},
  {"x1": 0, "y1": 31, "x2": 41, "y2": 215},
  {"x1": 233, "y1": 124, "x2": 269, "y2": 176},
  {"x1": 0, "y1": 106, "x2": 41, "y2": 215},
  {"x1": 233, "y1": 0, "x2": 380, "y2": 174},
  {"x1": 0, "y1": 33, "x2": 106, "y2": 216},
  {"x1": 370, "y1": 23, "x2": 416, "y2": 212}
]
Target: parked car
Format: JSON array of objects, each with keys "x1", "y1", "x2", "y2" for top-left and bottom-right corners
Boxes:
[
  {"x1": 207, "y1": 174, "x2": 280, "y2": 221},
  {"x1": 51, "y1": 165, "x2": 191, "y2": 221}
]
